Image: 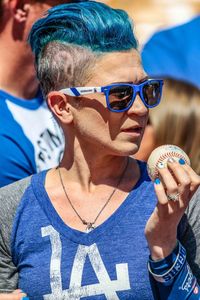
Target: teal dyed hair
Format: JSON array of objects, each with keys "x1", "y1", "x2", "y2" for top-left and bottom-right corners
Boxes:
[
  {"x1": 29, "y1": 1, "x2": 138, "y2": 61},
  {"x1": 28, "y1": 1, "x2": 138, "y2": 97}
]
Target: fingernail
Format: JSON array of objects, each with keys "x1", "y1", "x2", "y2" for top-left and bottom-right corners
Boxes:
[
  {"x1": 179, "y1": 158, "x2": 186, "y2": 165},
  {"x1": 155, "y1": 178, "x2": 161, "y2": 184},
  {"x1": 157, "y1": 162, "x2": 165, "y2": 169},
  {"x1": 167, "y1": 157, "x2": 175, "y2": 163}
]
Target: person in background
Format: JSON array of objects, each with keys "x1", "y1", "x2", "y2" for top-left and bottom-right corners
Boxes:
[
  {"x1": 141, "y1": 16, "x2": 200, "y2": 89},
  {"x1": 0, "y1": 1, "x2": 199, "y2": 299},
  {"x1": 0, "y1": 0, "x2": 76, "y2": 187},
  {"x1": 135, "y1": 16, "x2": 200, "y2": 174}
]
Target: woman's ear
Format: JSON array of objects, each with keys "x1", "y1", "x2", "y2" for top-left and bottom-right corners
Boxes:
[{"x1": 47, "y1": 91, "x2": 73, "y2": 124}]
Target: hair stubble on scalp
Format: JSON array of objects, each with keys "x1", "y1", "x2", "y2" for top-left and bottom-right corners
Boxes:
[
  {"x1": 38, "y1": 42, "x2": 98, "y2": 96},
  {"x1": 29, "y1": 1, "x2": 138, "y2": 97}
]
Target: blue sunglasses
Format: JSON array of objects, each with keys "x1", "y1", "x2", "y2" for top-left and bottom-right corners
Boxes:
[{"x1": 59, "y1": 79, "x2": 164, "y2": 113}]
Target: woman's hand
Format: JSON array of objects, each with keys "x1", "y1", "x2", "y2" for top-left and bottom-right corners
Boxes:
[
  {"x1": 145, "y1": 158, "x2": 200, "y2": 261},
  {"x1": 0, "y1": 290, "x2": 28, "y2": 300}
]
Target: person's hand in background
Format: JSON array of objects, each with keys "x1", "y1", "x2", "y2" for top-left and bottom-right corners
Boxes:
[{"x1": 0, "y1": 290, "x2": 29, "y2": 300}]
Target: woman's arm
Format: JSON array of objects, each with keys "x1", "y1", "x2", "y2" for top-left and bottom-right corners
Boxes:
[
  {"x1": 149, "y1": 240, "x2": 200, "y2": 299},
  {"x1": 145, "y1": 159, "x2": 200, "y2": 299},
  {"x1": 0, "y1": 179, "x2": 31, "y2": 292}
]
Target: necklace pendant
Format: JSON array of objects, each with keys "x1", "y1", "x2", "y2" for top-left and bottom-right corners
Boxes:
[
  {"x1": 59, "y1": 158, "x2": 129, "y2": 236},
  {"x1": 85, "y1": 223, "x2": 95, "y2": 233}
]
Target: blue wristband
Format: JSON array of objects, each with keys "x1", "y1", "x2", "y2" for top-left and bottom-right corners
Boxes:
[{"x1": 148, "y1": 241, "x2": 186, "y2": 283}]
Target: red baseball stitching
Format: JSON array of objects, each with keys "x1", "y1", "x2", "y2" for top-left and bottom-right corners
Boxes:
[{"x1": 152, "y1": 152, "x2": 189, "y2": 178}]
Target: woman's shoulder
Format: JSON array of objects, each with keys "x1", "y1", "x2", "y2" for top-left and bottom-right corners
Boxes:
[
  {"x1": 136, "y1": 159, "x2": 151, "y2": 183},
  {"x1": 128, "y1": 159, "x2": 155, "y2": 201},
  {"x1": 0, "y1": 176, "x2": 33, "y2": 229},
  {"x1": 0, "y1": 176, "x2": 33, "y2": 267},
  {"x1": 0, "y1": 176, "x2": 32, "y2": 209}
]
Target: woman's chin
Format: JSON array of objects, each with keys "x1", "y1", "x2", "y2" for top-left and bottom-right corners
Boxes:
[{"x1": 113, "y1": 144, "x2": 141, "y2": 157}]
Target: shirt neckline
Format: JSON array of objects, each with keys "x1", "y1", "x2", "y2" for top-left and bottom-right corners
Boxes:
[
  {"x1": 31, "y1": 161, "x2": 148, "y2": 245},
  {"x1": 0, "y1": 89, "x2": 43, "y2": 109}
]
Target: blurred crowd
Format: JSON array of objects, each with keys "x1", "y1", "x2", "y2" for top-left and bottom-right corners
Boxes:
[{"x1": 104, "y1": 0, "x2": 200, "y2": 46}]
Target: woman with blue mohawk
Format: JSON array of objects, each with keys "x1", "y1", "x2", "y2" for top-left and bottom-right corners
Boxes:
[{"x1": 0, "y1": 1, "x2": 200, "y2": 299}]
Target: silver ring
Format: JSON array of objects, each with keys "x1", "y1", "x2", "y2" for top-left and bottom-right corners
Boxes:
[{"x1": 167, "y1": 193, "x2": 179, "y2": 202}]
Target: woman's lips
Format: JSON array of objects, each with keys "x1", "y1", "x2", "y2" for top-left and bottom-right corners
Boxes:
[{"x1": 121, "y1": 126, "x2": 143, "y2": 136}]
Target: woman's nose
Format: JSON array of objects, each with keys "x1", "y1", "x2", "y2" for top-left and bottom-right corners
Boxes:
[{"x1": 127, "y1": 94, "x2": 148, "y2": 116}]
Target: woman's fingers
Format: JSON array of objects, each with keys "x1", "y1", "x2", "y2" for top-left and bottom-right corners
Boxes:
[
  {"x1": 164, "y1": 159, "x2": 190, "y2": 206},
  {"x1": 154, "y1": 178, "x2": 168, "y2": 205},
  {"x1": 156, "y1": 158, "x2": 200, "y2": 208},
  {"x1": 157, "y1": 164, "x2": 180, "y2": 198},
  {"x1": 154, "y1": 177, "x2": 182, "y2": 221},
  {"x1": 178, "y1": 162, "x2": 200, "y2": 195},
  {"x1": 154, "y1": 159, "x2": 191, "y2": 213}
]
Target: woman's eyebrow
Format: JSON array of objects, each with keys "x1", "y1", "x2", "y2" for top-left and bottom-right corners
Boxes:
[
  {"x1": 137, "y1": 76, "x2": 149, "y2": 83},
  {"x1": 109, "y1": 76, "x2": 149, "y2": 85},
  {"x1": 109, "y1": 81, "x2": 133, "y2": 84}
]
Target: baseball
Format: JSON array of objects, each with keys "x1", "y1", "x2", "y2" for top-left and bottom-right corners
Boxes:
[{"x1": 147, "y1": 145, "x2": 191, "y2": 181}]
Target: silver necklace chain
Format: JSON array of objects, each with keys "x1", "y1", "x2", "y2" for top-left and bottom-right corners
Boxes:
[{"x1": 58, "y1": 158, "x2": 129, "y2": 232}]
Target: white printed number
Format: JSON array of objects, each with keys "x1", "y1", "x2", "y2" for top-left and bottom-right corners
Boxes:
[{"x1": 41, "y1": 226, "x2": 131, "y2": 299}]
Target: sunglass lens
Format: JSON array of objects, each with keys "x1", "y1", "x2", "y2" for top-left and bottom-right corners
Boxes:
[
  {"x1": 142, "y1": 81, "x2": 161, "y2": 107},
  {"x1": 108, "y1": 85, "x2": 133, "y2": 111}
]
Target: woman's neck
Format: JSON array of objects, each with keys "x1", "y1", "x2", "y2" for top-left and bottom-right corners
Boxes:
[{"x1": 60, "y1": 153, "x2": 129, "y2": 190}]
